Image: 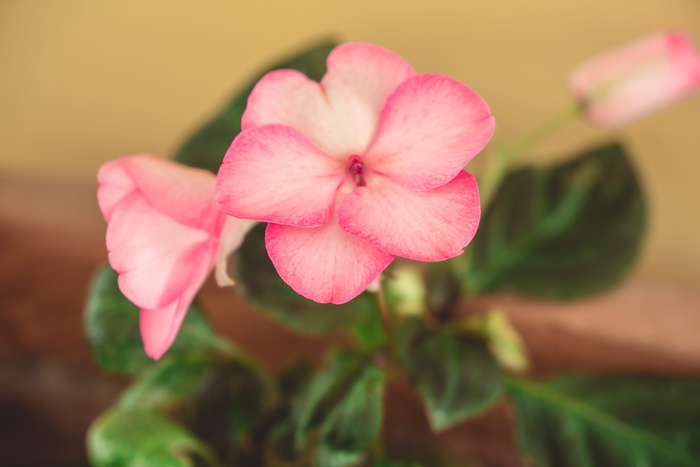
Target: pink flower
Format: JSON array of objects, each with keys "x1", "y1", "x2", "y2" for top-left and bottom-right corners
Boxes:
[
  {"x1": 216, "y1": 43, "x2": 494, "y2": 304},
  {"x1": 98, "y1": 155, "x2": 253, "y2": 359},
  {"x1": 571, "y1": 30, "x2": 700, "y2": 128}
]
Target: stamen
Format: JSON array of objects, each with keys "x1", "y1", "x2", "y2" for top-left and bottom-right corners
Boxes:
[
  {"x1": 348, "y1": 155, "x2": 365, "y2": 186},
  {"x1": 349, "y1": 155, "x2": 363, "y2": 175}
]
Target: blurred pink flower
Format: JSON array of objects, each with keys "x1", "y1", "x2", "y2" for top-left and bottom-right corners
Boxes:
[
  {"x1": 216, "y1": 43, "x2": 494, "y2": 304},
  {"x1": 571, "y1": 30, "x2": 700, "y2": 128},
  {"x1": 98, "y1": 155, "x2": 253, "y2": 359}
]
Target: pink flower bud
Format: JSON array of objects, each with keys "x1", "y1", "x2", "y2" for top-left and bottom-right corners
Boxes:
[{"x1": 571, "y1": 31, "x2": 700, "y2": 128}]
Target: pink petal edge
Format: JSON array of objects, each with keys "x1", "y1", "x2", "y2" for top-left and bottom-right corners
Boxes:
[
  {"x1": 216, "y1": 125, "x2": 346, "y2": 228},
  {"x1": 266, "y1": 220, "x2": 394, "y2": 304},
  {"x1": 365, "y1": 74, "x2": 494, "y2": 192},
  {"x1": 138, "y1": 235, "x2": 217, "y2": 360},
  {"x1": 121, "y1": 156, "x2": 221, "y2": 232},
  {"x1": 97, "y1": 158, "x2": 137, "y2": 222},
  {"x1": 338, "y1": 171, "x2": 481, "y2": 261},
  {"x1": 241, "y1": 43, "x2": 415, "y2": 159}
]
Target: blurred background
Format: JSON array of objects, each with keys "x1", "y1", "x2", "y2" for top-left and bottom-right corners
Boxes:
[
  {"x1": 1, "y1": 1, "x2": 700, "y2": 466},
  {"x1": 3, "y1": 0, "x2": 700, "y2": 286}
]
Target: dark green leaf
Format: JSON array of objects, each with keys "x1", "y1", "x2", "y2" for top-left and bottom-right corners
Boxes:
[
  {"x1": 278, "y1": 357, "x2": 315, "y2": 398},
  {"x1": 425, "y1": 261, "x2": 460, "y2": 321},
  {"x1": 292, "y1": 350, "x2": 385, "y2": 460},
  {"x1": 117, "y1": 354, "x2": 223, "y2": 413},
  {"x1": 235, "y1": 223, "x2": 381, "y2": 334},
  {"x1": 508, "y1": 376, "x2": 700, "y2": 467},
  {"x1": 321, "y1": 361, "x2": 385, "y2": 453},
  {"x1": 118, "y1": 353, "x2": 270, "y2": 464},
  {"x1": 398, "y1": 319, "x2": 503, "y2": 430},
  {"x1": 315, "y1": 443, "x2": 365, "y2": 467},
  {"x1": 84, "y1": 266, "x2": 232, "y2": 375},
  {"x1": 372, "y1": 461, "x2": 423, "y2": 467},
  {"x1": 189, "y1": 358, "x2": 271, "y2": 462},
  {"x1": 259, "y1": 358, "x2": 316, "y2": 464},
  {"x1": 467, "y1": 143, "x2": 645, "y2": 298},
  {"x1": 87, "y1": 409, "x2": 219, "y2": 467},
  {"x1": 294, "y1": 351, "x2": 366, "y2": 442},
  {"x1": 351, "y1": 304, "x2": 387, "y2": 349},
  {"x1": 173, "y1": 39, "x2": 337, "y2": 173}
]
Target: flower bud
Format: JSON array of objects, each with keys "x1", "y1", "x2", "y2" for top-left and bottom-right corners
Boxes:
[{"x1": 571, "y1": 31, "x2": 700, "y2": 128}]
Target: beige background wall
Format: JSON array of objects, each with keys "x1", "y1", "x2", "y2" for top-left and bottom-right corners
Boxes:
[{"x1": 2, "y1": 0, "x2": 699, "y2": 287}]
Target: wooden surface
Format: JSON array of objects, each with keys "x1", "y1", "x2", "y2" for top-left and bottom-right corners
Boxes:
[{"x1": 1, "y1": 173, "x2": 699, "y2": 466}]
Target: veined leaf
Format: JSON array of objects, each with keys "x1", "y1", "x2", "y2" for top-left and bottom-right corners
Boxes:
[
  {"x1": 397, "y1": 319, "x2": 503, "y2": 431},
  {"x1": 87, "y1": 409, "x2": 219, "y2": 467},
  {"x1": 508, "y1": 376, "x2": 700, "y2": 467},
  {"x1": 117, "y1": 354, "x2": 223, "y2": 413},
  {"x1": 467, "y1": 143, "x2": 645, "y2": 298},
  {"x1": 118, "y1": 352, "x2": 270, "y2": 464},
  {"x1": 84, "y1": 266, "x2": 231, "y2": 375},
  {"x1": 292, "y1": 350, "x2": 386, "y2": 465},
  {"x1": 320, "y1": 362, "x2": 385, "y2": 453}
]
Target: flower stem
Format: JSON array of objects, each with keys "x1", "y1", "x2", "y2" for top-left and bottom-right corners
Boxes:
[
  {"x1": 479, "y1": 102, "x2": 582, "y2": 209},
  {"x1": 377, "y1": 282, "x2": 391, "y2": 332}
]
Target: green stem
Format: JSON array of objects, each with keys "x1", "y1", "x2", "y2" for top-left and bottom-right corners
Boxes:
[
  {"x1": 479, "y1": 102, "x2": 582, "y2": 209},
  {"x1": 376, "y1": 281, "x2": 391, "y2": 333}
]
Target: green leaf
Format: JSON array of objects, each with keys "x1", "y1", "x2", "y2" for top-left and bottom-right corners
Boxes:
[
  {"x1": 87, "y1": 409, "x2": 219, "y2": 467},
  {"x1": 372, "y1": 461, "x2": 423, "y2": 467},
  {"x1": 425, "y1": 261, "x2": 460, "y2": 320},
  {"x1": 293, "y1": 350, "x2": 385, "y2": 459},
  {"x1": 508, "y1": 376, "x2": 700, "y2": 467},
  {"x1": 315, "y1": 442, "x2": 365, "y2": 467},
  {"x1": 278, "y1": 357, "x2": 315, "y2": 398},
  {"x1": 320, "y1": 362, "x2": 385, "y2": 453},
  {"x1": 235, "y1": 223, "x2": 381, "y2": 334},
  {"x1": 467, "y1": 143, "x2": 645, "y2": 298},
  {"x1": 350, "y1": 304, "x2": 387, "y2": 349},
  {"x1": 84, "y1": 265, "x2": 232, "y2": 375},
  {"x1": 191, "y1": 357, "x2": 271, "y2": 442},
  {"x1": 294, "y1": 351, "x2": 365, "y2": 441},
  {"x1": 118, "y1": 353, "x2": 270, "y2": 464},
  {"x1": 121, "y1": 354, "x2": 269, "y2": 432},
  {"x1": 398, "y1": 319, "x2": 503, "y2": 431},
  {"x1": 259, "y1": 358, "x2": 316, "y2": 464},
  {"x1": 173, "y1": 39, "x2": 337, "y2": 173},
  {"x1": 117, "y1": 354, "x2": 221, "y2": 413}
]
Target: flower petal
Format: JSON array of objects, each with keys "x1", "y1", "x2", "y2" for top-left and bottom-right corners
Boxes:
[
  {"x1": 364, "y1": 74, "x2": 494, "y2": 192},
  {"x1": 120, "y1": 156, "x2": 221, "y2": 232},
  {"x1": 266, "y1": 219, "x2": 394, "y2": 304},
  {"x1": 139, "y1": 301, "x2": 180, "y2": 360},
  {"x1": 97, "y1": 158, "x2": 137, "y2": 222},
  {"x1": 242, "y1": 43, "x2": 414, "y2": 158},
  {"x1": 215, "y1": 217, "x2": 258, "y2": 287},
  {"x1": 338, "y1": 171, "x2": 480, "y2": 261},
  {"x1": 216, "y1": 124, "x2": 345, "y2": 227},
  {"x1": 139, "y1": 245, "x2": 213, "y2": 360},
  {"x1": 107, "y1": 193, "x2": 215, "y2": 309},
  {"x1": 98, "y1": 155, "x2": 221, "y2": 232}
]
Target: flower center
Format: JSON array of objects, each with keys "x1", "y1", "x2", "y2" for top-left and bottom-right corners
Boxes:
[
  {"x1": 349, "y1": 155, "x2": 363, "y2": 174},
  {"x1": 348, "y1": 155, "x2": 365, "y2": 186}
]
